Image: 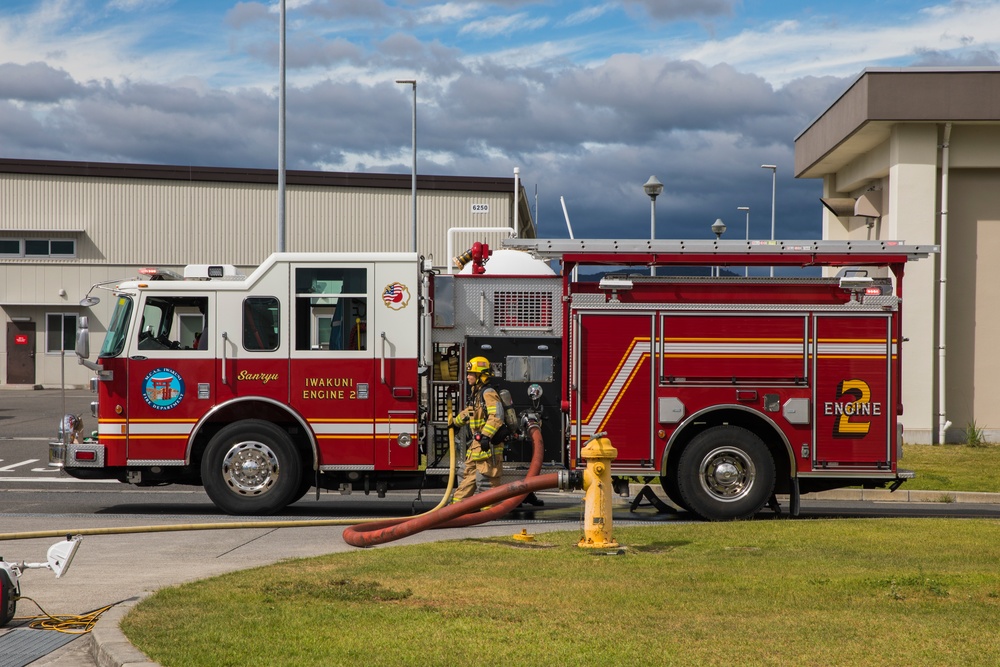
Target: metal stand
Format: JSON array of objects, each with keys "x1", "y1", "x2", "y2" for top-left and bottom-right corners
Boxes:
[{"x1": 629, "y1": 485, "x2": 676, "y2": 514}]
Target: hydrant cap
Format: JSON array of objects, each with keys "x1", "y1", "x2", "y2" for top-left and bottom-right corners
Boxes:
[{"x1": 581, "y1": 436, "x2": 617, "y2": 460}]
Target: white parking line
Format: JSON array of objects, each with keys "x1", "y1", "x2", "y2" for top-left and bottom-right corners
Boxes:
[
  {"x1": 0, "y1": 459, "x2": 39, "y2": 471},
  {"x1": 1, "y1": 477, "x2": 119, "y2": 483}
]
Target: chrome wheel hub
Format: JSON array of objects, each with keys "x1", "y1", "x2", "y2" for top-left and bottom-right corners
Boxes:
[{"x1": 221, "y1": 442, "x2": 279, "y2": 496}]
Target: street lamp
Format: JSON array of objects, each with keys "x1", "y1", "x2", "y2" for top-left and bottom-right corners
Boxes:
[
  {"x1": 396, "y1": 79, "x2": 417, "y2": 252},
  {"x1": 711, "y1": 218, "x2": 726, "y2": 277},
  {"x1": 761, "y1": 164, "x2": 776, "y2": 276},
  {"x1": 643, "y1": 175, "x2": 664, "y2": 276},
  {"x1": 737, "y1": 206, "x2": 750, "y2": 277}
]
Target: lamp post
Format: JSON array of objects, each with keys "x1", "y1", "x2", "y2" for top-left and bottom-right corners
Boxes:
[
  {"x1": 396, "y1": 79, "x2": 417, "y2": 252},
  {"x1": 711, "y1": 218, "x2": 726, "y2": 277},
  {"x1": 643, "y1": 175, "x2": 664, "y2": 276},
  {"x1": 277, "y1": 0, "x2": 286, "y2": 252},
  {"x1": 737, "y1": 206, "x2": 750, "y2": 277},
  {"x1": 761, "y1": 164, "x2": 776, "y2": 276}
]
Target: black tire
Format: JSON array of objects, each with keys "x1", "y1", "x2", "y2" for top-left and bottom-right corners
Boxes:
[
  {"x1": 201, "y1": 420, "x2": 302, "y2": 515},
  {"x1": 290, "y1": 468, "x2": 315, "y2": 505},
  {"x1": 659, "y1": 469, "x2": 691, "y2": 512},
  {"x1": 677, "y1": 426, "x2": 775, "y2": 521}
]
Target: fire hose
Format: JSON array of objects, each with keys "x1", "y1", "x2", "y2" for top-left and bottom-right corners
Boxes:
[{"x1": 343, "y1": 421, "x2": 579, "y2": 547}]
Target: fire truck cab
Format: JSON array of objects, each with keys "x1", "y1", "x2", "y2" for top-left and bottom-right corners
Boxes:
[{"x1": 56, "y1": 238, "x2": 936, "y2": 521}]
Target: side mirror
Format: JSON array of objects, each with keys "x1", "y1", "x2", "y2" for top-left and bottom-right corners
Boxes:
[
  {"x1": 79, "y1": 296, "x2": 100, "y2": 307},
  {"x1": 75, "y1": 316, "x2": 90, "y2": 360}
]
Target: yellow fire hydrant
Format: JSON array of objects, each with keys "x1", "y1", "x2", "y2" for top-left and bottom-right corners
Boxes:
[{"x1": 578, "y1": 434, "x2": 619, "y2": 549}]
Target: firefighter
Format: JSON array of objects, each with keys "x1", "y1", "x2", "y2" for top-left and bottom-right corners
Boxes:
[{"x1": 449, "y1": 356, "x2": 505, "y2": 503}]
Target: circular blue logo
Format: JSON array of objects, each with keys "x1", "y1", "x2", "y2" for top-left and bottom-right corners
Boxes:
[{"x1": 142, "y1": 368, "x2": 185, "y2": 411}]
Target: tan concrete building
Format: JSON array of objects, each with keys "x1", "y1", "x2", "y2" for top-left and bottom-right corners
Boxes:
[
  {"x1": 795, "y1": 67, "x2": 1000, "y2": 443},
  {"x1": 1, "y1": 159, "x2": 533, "y2": 388}
]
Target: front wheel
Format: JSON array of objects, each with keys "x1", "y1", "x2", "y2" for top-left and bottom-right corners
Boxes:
[
  {"x1": 201, "y1": 420, "x2": 302, "y2": 515},
  {"x1": 677, "y1": 426, "x2": 775, "y2": 521}
]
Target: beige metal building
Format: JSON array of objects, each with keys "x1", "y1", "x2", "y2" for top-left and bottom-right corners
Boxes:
[
  {"x1": 795, "y1": 67, "x2": 1000, "y2": 443},
  {"x1": 1, "y1": 158, "x2": 534, "y2": 388}
]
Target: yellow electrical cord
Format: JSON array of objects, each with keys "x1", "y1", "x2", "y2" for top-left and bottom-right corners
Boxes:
[
  {"x1": 14, "y1": 596, "x2": 116, "y2": 634},
  {"x1": 0, "y1": 403, "x2": 458, "y2": 543}
]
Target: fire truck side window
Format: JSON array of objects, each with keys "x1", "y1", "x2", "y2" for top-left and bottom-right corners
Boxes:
[
  {"x1": 137, "y1": 296, "x2": 209, "y2": 351},
  {"x1": 294, "y1": 267, "x2": 367, "y2": 351},
  {"x1": 243, "y1": 297, "x2": 280, "y2": 351}
]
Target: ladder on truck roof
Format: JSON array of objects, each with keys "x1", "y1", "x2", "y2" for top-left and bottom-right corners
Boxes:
[{"x1": 503, "y1": 238, "x2": 939, "y2": 266}]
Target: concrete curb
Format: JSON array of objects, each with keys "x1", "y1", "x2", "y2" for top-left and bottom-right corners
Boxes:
[
  {"x1": 91, "y1": 596, "x2": 159, "y2": 667},
  {"x1": 626, "y1": 484, "x2": 1000, "y2": 507}
]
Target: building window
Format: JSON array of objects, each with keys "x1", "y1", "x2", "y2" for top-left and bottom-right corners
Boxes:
[
  {"x1": 46, "y1": 313, "x2": 78, "y2": 354},
  {"x1": 0, "y1": 239, "x2": 22, "y2": 256},
  {"x1": 1, "y1": 238, "x2": 76, "y2": 258}
]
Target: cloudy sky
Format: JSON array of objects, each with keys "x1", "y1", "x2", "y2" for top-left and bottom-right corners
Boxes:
[{"x1": 3, "y1": 0, "x2": 1000, "y2": 242}]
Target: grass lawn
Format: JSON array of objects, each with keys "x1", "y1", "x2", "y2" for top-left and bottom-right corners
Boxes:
[
  {"x1": 123, "y1": 519, "x2": 1000, "y2": 667},
  {"x1": 903, "y1": 443, "x2": 1000, "y2": 493}
]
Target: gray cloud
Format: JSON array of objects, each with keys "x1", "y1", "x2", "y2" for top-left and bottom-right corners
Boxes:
[
  {"x1": 910, "y1": 47, "x2": 1000, "y2": 67},
  {"x1": 0, "y1": 62, "x2": 83, "y2": 102},
  {"x1": 623, "y1": 0, "x2": 738, "y2": 22}
]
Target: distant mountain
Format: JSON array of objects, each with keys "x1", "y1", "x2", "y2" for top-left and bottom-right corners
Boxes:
[{"x1": 576, "y1": 266, "x2": 740, "y2": 281}]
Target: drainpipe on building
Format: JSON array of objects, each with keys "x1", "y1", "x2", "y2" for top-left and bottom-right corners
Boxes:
[
  {"x1": 938, "y1": 123, "x2": 952, "y2": 444},
  {"x1": 513, "y1": 167, "x2": 520, "y2": 238}
]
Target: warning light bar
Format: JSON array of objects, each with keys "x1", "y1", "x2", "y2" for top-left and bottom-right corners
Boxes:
[{"x1": 137, "y1": 267, "x2": 183, "y2": 280}]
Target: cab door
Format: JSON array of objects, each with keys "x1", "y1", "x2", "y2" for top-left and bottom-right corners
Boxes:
[
  {"x1": 125, "y1": 293, "x2": 214, "y2": 464},
  {"x1": 289, "y1": 263, "x2": 376, "y2": 468}
]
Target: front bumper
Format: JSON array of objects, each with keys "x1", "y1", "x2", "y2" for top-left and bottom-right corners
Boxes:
[{"x1": 49, "y1": 440, "x2": 106, "y2": 468}]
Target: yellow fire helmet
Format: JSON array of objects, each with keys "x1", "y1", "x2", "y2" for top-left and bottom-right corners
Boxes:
[{"x1": 466, "y1": 356, "x2": 492, "y2": 379}]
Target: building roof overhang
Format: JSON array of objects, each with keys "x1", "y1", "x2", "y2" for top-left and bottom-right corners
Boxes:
[{"x1": 795, "y1": 67, "x2": 1000, "y2": 180}]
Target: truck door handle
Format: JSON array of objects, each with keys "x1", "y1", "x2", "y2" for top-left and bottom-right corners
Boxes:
[
  {"x1": 380, "y1": 332, "x2": 387, "y2": 384},
  {"x1": 221, "y1": 332, "x2": 228, "y2": 385}
]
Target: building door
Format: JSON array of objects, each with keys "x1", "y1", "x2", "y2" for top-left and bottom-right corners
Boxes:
[{"x1": 6, "y1": 321, "x2": 36, "y2": 385}]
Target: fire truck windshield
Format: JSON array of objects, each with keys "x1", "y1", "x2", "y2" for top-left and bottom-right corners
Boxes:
[{"x1": 99, "y1": 295, "x2": 134, "y2": 358}]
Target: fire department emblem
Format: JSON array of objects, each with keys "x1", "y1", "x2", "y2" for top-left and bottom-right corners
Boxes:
[
  {"x1": 382, "y1": 282, "x2": 411, "y2": 310},
  {"x1": 142, "y1": 368, "x2": 185, "y2": 411}
]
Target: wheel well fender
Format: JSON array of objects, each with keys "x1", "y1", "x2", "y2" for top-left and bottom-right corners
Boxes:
[
  {"x1": 662, "y1": 405, "x2": 795, "y2": 493},
  {"x1": 186, "y1": 397, "x2": 317, "y2": 474}
]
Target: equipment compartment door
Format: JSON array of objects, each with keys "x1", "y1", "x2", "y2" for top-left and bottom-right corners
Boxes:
[
  {"x1": 573, "y1": 312, "x2": 654, "y2": 467},
  {"x1": 812, "y1": 315, "x2": 893, "y2": 469}
]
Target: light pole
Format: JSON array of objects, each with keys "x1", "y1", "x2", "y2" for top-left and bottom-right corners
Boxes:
[
  {"x1": 396, "y1": 79, "x2": 417, "y2": 252},
  {"x1": 761, "y1": 164, "x2": 776, "y2": 276},
  {"x1": 277, "y1": 0, "x2": 286, "y2": 252},
  {"x1": 643, "y1": 175, "x2": 664, "y2": 276},
  {"x1": 737, "y1": 206, "x2": 750, "y2": 277},
  {"x1": 711, "y1": 218, "x2": 726, "y2": 277}
]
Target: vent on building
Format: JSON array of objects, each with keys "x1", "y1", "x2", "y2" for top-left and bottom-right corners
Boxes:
[{"x1": 493, "y1": 291, "x2": 553, "y2": 328}]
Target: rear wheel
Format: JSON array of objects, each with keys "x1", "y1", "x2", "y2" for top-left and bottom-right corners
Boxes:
[
  {"x1": 677, "y1": 425, "x2": 775, "y2": 521},
  {"x1": 201, "y1": 420, "x2": 302, "y2": 515}
]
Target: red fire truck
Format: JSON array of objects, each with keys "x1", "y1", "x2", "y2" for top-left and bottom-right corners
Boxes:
[{"x1": 53, "y1": 238, "x2": 936, "y2": 521}]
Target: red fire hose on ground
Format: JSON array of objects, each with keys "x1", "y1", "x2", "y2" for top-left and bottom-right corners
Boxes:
[{"x1": 343, "y1": 423, "x2": 578, "y2": 548}]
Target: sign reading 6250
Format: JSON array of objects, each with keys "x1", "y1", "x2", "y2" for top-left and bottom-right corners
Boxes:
[
  {"x1": 824, "y1": 379, "x2": 882, "y2": 438},
  {"x1": 471, "y1": 203, "x2": 489, "y2": 213}
]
